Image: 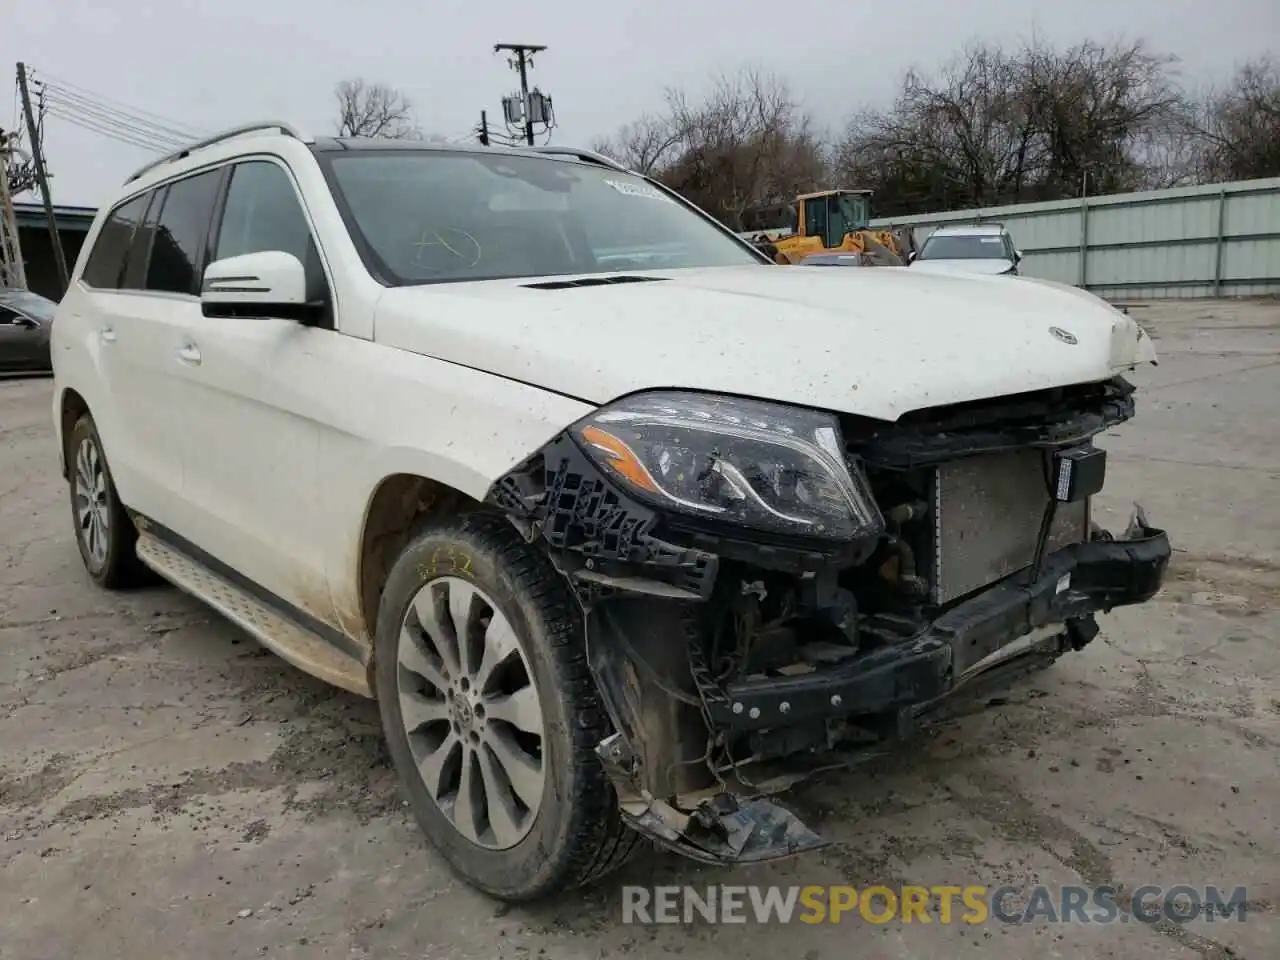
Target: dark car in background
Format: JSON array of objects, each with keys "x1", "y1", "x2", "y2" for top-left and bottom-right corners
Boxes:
[{"x1": 0, "y1": 289, "x2": 56, "y2": 374}]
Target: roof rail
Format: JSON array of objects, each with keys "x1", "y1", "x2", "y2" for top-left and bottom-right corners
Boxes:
[
  {"x1": 526, "y1": 145, "x2": 629, "y2": 172},
  {"x1": 125, "y1": 121, "x2": 310, "y2": 184}
]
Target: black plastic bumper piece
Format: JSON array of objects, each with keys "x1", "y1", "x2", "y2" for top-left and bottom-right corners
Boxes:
[{"x1": 709, "y1": 515, "x2": 1171, "y2": 733}]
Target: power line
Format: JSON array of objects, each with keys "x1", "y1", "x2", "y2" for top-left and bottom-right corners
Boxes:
[
  {"x1": 39, "y1": 85, "x2": 197, "y2": 145},
  {"x1": 22, "y1": 66, "x2": 210, "y2": 160},
  {"x1": 41, "y1": 99, "x2": 184, "y2": 150},
  {"x1": 42, "y1": 102, "x2": 187, "y2": 152},
  {"x1": 20, "y1": 65, "x2": 211, "y2": 158},
  {"x1": 41, "y1": 95, "x2": 186, "y2": 144},
  {"x1": 44, "y1": 104, "x2": 181, "y2": 153},
  {"x1": 28, "y1": 69, "x2": 206, "y2": 140}
]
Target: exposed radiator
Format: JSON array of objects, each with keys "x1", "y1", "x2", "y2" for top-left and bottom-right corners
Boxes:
[{"x1": 929, "y1": 449, "x2": 1088, "y2": 605}]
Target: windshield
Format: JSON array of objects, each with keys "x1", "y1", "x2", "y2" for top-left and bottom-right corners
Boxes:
[
  {"x1": 834, "y1": 194, "x2": 869, "y2": 233},
  {"x1": 918, "y1": 233, "x2": 1013, "y2": 261},
  {"x1": 322, "y1": 151, "x2": 762, "y2": 285}
]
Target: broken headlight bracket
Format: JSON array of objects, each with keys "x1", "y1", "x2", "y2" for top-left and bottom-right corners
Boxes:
[
  {"x1": 486, "y1": 390, "x2": 890, "y2": 596},
  {"x1": 1032, "y1": 443, "x2": 1107, "y2": 581}
]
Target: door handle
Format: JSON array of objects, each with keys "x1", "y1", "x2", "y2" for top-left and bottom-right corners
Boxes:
[
  {"x1": 177, "y1": 342, "x2": 202, "y2": 365},
  {"x1": 100, "y1": 325, "x2": 116, "y2": 343}
]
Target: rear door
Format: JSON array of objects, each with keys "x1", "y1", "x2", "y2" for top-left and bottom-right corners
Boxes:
[
  {"x1": 96, "y1": 169, "x2": 225, "y2": 534},
  {"x1": 74, "y1": 190, "x2": 179, "y2": 518}
]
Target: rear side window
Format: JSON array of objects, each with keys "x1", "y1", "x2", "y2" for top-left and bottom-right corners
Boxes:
[
  {"x1": 145, "y1": 169, "x2": 223, "y2": 295},
  {"x1": 121, "y1": 190, "x2": 163, "y2": 290},
  {"x1": 81, "y1": 194, "x2": 148, "y2": 289}
]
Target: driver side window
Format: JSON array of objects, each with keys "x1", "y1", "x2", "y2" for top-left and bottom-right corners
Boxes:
[{"x1": 213, "y1": 160, "x2": 329, "y2": 306}]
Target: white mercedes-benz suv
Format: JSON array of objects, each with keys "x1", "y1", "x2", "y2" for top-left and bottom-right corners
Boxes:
[{"x1": 52, "y1": 121, "x2": 1170, "y2": 901}]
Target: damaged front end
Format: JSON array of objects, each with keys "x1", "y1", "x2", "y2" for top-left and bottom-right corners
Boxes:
[{"x1": 485, "y1": 378, "x2": 1171, "y2": 866}]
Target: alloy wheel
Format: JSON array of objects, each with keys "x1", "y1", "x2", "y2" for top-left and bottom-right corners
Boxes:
[
  {"x1": 396, "y1": 576, "x2": 546, "y2": 850},
  {"x1": 73, "y1": 436, "x2": 110, "y2": 568}
]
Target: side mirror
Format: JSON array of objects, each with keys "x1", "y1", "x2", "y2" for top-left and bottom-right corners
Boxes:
[
  {"x1": 907, "y1": 250, "x2": 917, "y2": 262},
  {"x1": 1014, "y1": 249, "x2": 1024, "y2": 262},
  {"x1": 201, "y1": 251, "x2": 319, "y2": 323}
]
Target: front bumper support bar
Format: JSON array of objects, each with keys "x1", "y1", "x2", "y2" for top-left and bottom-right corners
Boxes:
[
  {"x1": 595, "y1": 507, "x2": 1169, "y2": 867},
  {"x1": 705, "y1": 508, "x2": 1169, "y2": 733}
]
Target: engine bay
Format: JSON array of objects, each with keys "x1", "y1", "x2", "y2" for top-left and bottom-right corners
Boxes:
[{"x1": 485, "y1": 374, "x2": 1168, "y2": 863}]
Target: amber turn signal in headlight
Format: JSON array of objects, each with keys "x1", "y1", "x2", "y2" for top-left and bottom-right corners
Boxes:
[{"x1": 573, "y1": 391, "x2": 883, "y2": 541}]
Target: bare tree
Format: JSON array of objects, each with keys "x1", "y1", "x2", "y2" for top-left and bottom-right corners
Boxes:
[
  {"x1": 592, "y1": 114, "x2": 682, "y2": 175},
  {"x1": 836, "y1": 45, "x2": 1042, "y2": 213},
  {"x1": 1129, "y1": 107, "x2": 1201, "y2": 189},
  {"x1": 835, "y1": 40, "x2": 1187, "y2": 215},
  {"x1": 1187, "y1": 56, "x2": 1280, "y2": 182},
  {"x1": 596, "y1": 68, "x2": 829, "y2": 227},
  {"x1": 599, "y1": 42, "x2": 1276, "y2": 220},
  {"x1": 334, "y1": 78, "x2": 420, "y2": 139},
  {"x1": 1022, "y1": 40, "x2": 1183, "y2": 197}
]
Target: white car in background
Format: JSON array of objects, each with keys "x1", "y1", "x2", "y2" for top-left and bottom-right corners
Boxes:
[
  {"x1": 51, "y1": 121, "x2": 1167, "y2": 902},
  {"x1": 909, "y1": 222, "x2": 1023, "y2": 276}
]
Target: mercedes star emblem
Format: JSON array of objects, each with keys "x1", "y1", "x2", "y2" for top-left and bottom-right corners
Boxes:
[{"x1": 1049, "y1": 326, "x2": 1078, "y2": 345}]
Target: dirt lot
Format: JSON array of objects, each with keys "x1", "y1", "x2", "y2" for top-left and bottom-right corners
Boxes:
[{"x1": 1, "y1": 298, "x2": 1277, "y2": 959}]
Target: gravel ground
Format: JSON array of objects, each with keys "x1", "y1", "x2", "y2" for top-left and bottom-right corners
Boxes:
[{"x1": 1, "y1": 297, "x2": 1277, "y2": 959}]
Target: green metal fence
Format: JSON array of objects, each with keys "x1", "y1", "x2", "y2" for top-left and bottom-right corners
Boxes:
[{"x1": 871, "y1": 177, "x2": 1280, "y2": 298}]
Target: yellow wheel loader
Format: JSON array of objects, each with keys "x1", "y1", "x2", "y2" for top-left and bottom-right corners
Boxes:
[{"x1": 737, "y1": 190, "x2": 913, "y2": 266}]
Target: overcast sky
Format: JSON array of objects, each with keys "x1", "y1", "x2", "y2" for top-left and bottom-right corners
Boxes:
[{"x1": 5, "y1": 0, "x2": 1277, "y2": 207}]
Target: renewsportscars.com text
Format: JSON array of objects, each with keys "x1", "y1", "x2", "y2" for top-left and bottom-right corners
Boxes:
[{"x1": 621, "y1": 884, "x2": 1251, "y2": 925}]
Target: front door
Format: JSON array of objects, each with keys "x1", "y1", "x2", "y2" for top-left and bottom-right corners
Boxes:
[{"x1": 167, "y1": 158, "x2": 339, "y2": 627}]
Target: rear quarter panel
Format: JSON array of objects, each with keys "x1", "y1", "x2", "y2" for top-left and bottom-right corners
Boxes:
[
  {"x1": 51, "y1": 205, "x2": 115, "y2": 477},
  {"x1": 51, "y1": 285, "x2": 115, "y2": 482}
]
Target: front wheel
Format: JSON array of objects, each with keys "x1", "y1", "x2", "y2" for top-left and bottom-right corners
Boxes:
[{"x1": 374, "y1": 512, "x2": 640, "y2": 900}]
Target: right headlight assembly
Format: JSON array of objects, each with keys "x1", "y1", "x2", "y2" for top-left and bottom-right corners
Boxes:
[{"x1": 571, "y1": 391, "x2": 884, "y2": 542}]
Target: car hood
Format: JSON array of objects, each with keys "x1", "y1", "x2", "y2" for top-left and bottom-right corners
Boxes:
[
  {"x1": 910, "y1": 258, "x2": 1015, "y2": 276},
  {"x1": 373, "y1": 265, "x2": 1157, "y2": 422}
]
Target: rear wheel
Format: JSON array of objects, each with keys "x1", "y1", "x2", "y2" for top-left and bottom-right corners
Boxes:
[
  {"x1": 65, "y1": 414, "x2": 151, "y2": 588},
  {"x1": 374, "y1": 512, "x2": 640, "y2": 901}
]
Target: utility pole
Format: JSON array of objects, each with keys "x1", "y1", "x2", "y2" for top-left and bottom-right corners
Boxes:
[
  {"x1": 17, "y1": 62, "x2": 69, "y2": 296},
  {"x1": 0, "y1": 129, "x2": 29, "y2": 289},
  {"x1": 493, "y1": 43, "x2": 547, "y2": 146}
]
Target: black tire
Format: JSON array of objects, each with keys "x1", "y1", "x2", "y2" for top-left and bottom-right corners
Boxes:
[
  {"x1": 65, "y1": 413, "x2": 152, "y2": 589},
  {"x1": 374, "y1": 511, "x2": 640, "y2": 901}
]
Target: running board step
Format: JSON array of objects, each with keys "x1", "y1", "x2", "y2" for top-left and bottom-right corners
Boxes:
[{"x1": 135, "y1": 533, "x2": 371, "y2": 697}]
